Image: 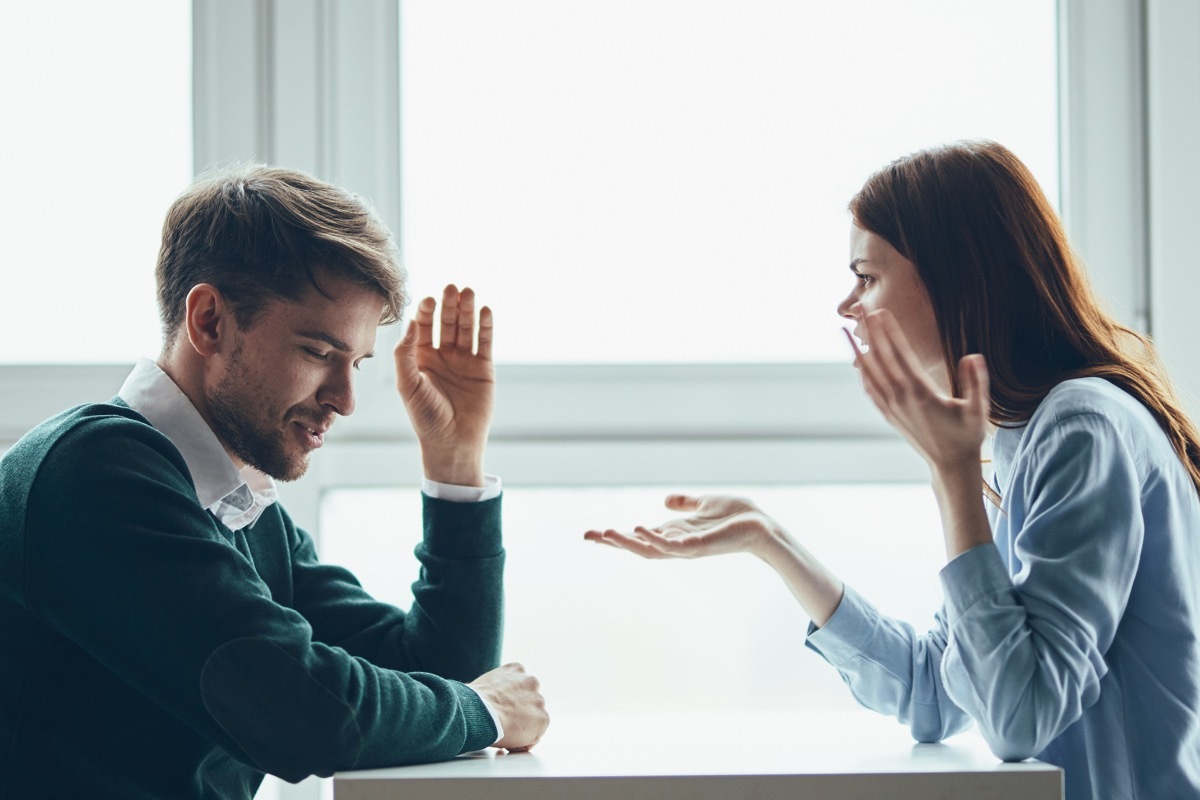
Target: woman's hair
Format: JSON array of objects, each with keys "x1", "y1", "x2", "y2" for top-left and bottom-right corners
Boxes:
[
  {"x1": 849, "y1": 139, "x2": 1200, "y2": 496},
  {"x1": 156, "y1": 164, "x2": 408, "y2": 342}
]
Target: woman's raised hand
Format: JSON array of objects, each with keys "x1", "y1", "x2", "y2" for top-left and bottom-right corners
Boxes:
[{"x1": 848, "y1": 308, "x2": 989, "y2": 473}]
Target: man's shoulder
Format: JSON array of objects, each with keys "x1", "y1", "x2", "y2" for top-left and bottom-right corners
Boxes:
[
  {"x1": 7, "y1": 399, "x2": 150, "y2": 454},
  {"x1": 0, "y1": 401, "x2": 190, "y2": 601},
  {"x1": 1, "y1": 400, "x2": 187, "y2": 489}
]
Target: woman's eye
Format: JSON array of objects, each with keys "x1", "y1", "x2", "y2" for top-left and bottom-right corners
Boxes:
[{"x1": 854, "y1": 272, "x2": 872, "y2": 286}]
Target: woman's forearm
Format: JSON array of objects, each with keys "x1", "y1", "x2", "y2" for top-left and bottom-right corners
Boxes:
[{"x1": 754, "y1": 524, "x2": 845, "y2": 627}]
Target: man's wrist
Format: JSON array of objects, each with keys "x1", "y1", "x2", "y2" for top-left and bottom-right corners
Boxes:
[{"x1": 421, "y1": 449, "x2": 485, "y2": 487}]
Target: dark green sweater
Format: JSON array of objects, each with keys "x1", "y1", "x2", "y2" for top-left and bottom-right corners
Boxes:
[{"x1": 0, "y1": 401, "x2": 504, "y2": 799}]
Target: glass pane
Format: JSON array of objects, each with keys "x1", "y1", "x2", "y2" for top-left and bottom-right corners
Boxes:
[
  {"x1": 319, "y1": 484, "x2": 945, "y2": 715},
  {"x1": 0, "y1": 1, "x2": 192, "y2": 364},
  {"x1": 400, "y1": 0, "x2": 1058, "y2": 363}
]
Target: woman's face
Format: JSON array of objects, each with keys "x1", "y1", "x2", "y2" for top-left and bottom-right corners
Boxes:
[{"x1": 838, "y1": 223, "x2": 948, "y2": 391}]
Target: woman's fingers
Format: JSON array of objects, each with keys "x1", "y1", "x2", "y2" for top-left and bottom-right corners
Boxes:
[
  {"x1": 844, "y1": 324, "x2": 893, "y2": 417},
  {"x1": 860, "y1": 309, "x2": 927, "y2": 398},
  {"x1": 664, "y1": 494, "x2": 701, "y2": 511},
  {"x1": 583, "y1": 529, "x2": 670, "y2": 559},
  {"x1": 961, "y1": 353, "x2": 990, "y2": 421}
]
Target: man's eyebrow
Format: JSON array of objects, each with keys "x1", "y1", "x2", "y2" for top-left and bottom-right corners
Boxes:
[{"x1": 296, "y1": 329, "x2": 374, "y2": 359}]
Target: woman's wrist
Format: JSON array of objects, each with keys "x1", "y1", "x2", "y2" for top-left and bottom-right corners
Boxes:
[
  {"x1": 930, "y1": 460, "x2": 993, "y2": 558},
  {"x1": 754, "y1": 521, "x2": 844, "y2": 627}
]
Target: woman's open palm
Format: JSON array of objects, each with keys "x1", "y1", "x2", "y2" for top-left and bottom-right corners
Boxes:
[{"x1": 584, "y1": 494, "x2": 777, "y2": 560}]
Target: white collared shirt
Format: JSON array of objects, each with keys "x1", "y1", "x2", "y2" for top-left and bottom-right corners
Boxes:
[{"x1": 118, "y1": 359, "x2": 278, "y2": 530}]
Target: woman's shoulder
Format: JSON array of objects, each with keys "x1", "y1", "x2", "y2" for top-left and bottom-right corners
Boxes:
[
  {"x1": 1034, "y1": 376, "x2": 1150, "y2": 424},
  {"x1": 1020, "y1": 377, "x2": 1167, "y2": 454}
]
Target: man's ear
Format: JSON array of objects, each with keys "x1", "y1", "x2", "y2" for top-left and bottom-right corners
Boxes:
[{"x1": 184, "y1": 283, "x2": 232, "y2": 357}]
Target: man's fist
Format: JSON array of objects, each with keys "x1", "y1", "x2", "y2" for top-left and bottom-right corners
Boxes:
[{"x1": 468, "y1": 662, "x2": 550, "y2": 751}]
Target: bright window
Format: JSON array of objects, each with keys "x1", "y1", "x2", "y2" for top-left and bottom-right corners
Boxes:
[
  {"x1": 399, "y1": 0, "x2": 1058, "y2": 363},
  {"x1": 0, "y1": 0, "x2": 192, "y2": 364}
]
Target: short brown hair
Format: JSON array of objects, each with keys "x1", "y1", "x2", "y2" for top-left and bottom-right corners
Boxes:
[{"x1": 155, "y1": 165, "x2": 407, "y2": 341}]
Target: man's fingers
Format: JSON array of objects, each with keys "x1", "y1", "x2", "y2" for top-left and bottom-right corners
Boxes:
[
  {"x1": 393, "y1": 321, "x2": 421, "y2": 393},
  {"x1": 477, "y1": 306, "x2": 494, "y2": 361},
  {"x1": 439, "y1": 284, "x2": 460, "y2": 349},
  {"x1": 457, "y1": 287, "x2": 477, "y2": 352},
  {"x1": 414, "y1": 296, "x2": 436, "y2": 347}
]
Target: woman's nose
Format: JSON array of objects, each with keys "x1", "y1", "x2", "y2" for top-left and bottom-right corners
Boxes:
[{"x1": 837, "y1": 295, "x2": 861, "y2": 320}]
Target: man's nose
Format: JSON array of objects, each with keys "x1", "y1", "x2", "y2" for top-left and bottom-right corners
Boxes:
[{"x1": 318, "y1": 366, "x2": 356, "y2": 416}]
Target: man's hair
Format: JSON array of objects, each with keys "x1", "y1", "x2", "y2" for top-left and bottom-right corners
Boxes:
[
  {"x1": 155, "y1": 164, "x2": 407, "y2": 341},
  {"x1": 849, "y1": 139, "x2": 1200, "y2": 496}
]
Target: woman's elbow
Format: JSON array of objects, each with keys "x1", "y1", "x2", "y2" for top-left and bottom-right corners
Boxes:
[
  {"x1": 909, "y1": 704, "x2": 973, "y2": 744},
  {"x1": 977, "y1": 720, "x2": 1051, "y2": 762}
]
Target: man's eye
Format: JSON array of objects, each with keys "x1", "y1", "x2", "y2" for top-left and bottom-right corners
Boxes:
[{"x1": 305, "y1": 348, "x2": 330, "y2": 361}]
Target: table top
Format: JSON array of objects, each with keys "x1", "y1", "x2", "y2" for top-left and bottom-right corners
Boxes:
[{"x1": 333, "y1": 708, "x2": 1062, "y2": 800}]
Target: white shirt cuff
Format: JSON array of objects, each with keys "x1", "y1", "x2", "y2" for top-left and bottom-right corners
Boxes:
[{"x1": 421, "y1": 474, "x2": 502, "y2": 502}]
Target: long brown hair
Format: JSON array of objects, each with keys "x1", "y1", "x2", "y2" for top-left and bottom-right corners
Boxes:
[{"x1": 849, "y1": 139, "x2": 1200, "y2": 496}]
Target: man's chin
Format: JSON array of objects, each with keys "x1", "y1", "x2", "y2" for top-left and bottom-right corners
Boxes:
[
  {"x1": 239, "y1": 448, "x2": 311, "y2": 482},
  {"x1": 269, "y1": 452, "x2": 312, "y2": 482},
  {"x1": 275, "y1": 459, "x2": 311, "y2": 482}
]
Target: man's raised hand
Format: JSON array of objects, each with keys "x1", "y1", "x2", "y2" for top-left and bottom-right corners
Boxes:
[{"x1": 394, "y1": 285, "x2": 495, "y2": 486}]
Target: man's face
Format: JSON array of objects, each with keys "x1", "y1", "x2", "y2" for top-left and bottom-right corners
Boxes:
[{"x1": 206, "y1": 275, "x2": 384, "y2": 481}]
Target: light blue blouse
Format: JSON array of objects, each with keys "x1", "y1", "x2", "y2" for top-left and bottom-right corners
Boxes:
[{"x1": 807, "y1": 377, "x2": 1200, "y2": 800}]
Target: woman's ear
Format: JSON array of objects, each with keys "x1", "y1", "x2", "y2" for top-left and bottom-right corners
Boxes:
[{"x1": 183, "y1": 283, "x2": 228, "y2": 357}]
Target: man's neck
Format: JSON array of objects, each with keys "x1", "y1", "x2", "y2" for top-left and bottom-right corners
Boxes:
[{"x1": 156, "y1": 342, "x2": 246, "y2": 471}]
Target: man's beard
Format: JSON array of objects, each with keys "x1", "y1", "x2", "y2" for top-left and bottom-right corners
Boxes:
[{"x1": 207, "y1": 342, "x2": 310, "y2": 482}]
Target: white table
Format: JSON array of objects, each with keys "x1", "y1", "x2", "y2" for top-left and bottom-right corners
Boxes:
[{"x1": 333, "y1": 709, "x2": 1063, "y2": 799}]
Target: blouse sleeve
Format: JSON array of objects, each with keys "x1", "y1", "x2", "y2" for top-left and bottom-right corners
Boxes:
[
  {"x1": 937, "y1": 411, "x2": 1142, "y2": 761},
  {"x1": 805, "y1": 585, "x2": 974, "y2": 742}
]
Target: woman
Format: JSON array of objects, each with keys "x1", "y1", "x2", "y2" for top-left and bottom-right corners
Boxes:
[{"x1": 585, "y1": 140, "x2": 1200, "y2": 800}]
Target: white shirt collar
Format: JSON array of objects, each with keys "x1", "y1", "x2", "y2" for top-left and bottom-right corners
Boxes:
[{"x1": 117, "y1": 358, "x2": 277, "y2": 531}]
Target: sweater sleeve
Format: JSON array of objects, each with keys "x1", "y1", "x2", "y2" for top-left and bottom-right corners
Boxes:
[
  {"x1": 21, "y1": 417, "x2": 497, "y2": 782},
  {"x1": 285, "y1": 493, "x2": 505, "y2": 683},
  {"x1": 937, "y1": 412, "x2": 1141, "y2": 761},
  {"x1": 805, "y1": 585, "x2": 974, "y2": 742}
]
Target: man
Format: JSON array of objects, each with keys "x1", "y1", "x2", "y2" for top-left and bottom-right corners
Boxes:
[{"x1": 0, "y1": 166, "x2": 549, "y2": 798}]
